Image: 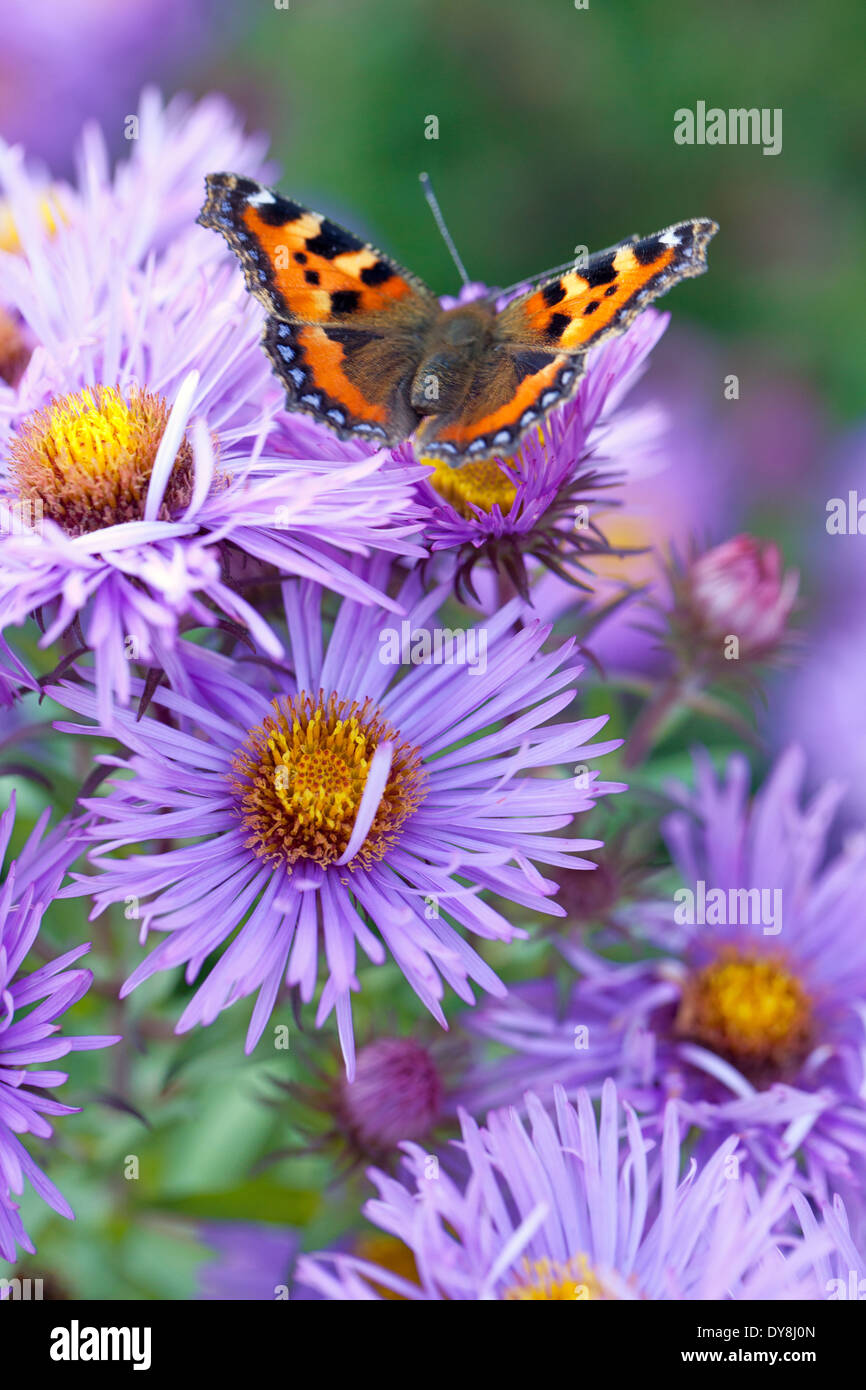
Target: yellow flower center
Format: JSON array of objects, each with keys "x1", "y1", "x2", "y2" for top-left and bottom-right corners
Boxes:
[
  {"x1": 231, "y1": 692, "x2": 426, "y2": 870},
  {"x1": 428, "y1": 457, "x2": 517, "y2": 518},
  {"x1": 676, "y1": 953, "x2": 813, "y2": 1075},
  {"x1": 0, "y1": 308, "x2": 30, "y2": 387},
  {"x1": 0, "y1": 188, "x2": 67, "y2": 255},
  {"x1": 354, "y1": 1234, "x2": 421, "y2": 1300},
  {"x1": 7, "y1": 384, "x2": 196, "y2": 536},
  {"x1": 503, "y1": 1255, "x2": 605, "y2": 1300}
]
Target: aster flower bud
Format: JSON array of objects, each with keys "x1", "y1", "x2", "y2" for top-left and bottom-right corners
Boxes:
[
  {"x1": 336, "y1": 1039, "x2": 443, "y2": 1153},
  {"x1": 625, "y1": 536, "x2": 798, "y2": 766},
  {"x1": 552, "y1": 831, "x2": 653, "y2": 934},
  {"x1": 678, "y1": 534, "x2": 798, "y2": 664}
]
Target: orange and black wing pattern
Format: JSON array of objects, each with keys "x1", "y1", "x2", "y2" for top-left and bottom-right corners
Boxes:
[
  {"x1": 417, "y1": 218, "x2": 718, "y2": 464},
  {"x1": 496, "y1": 218, "x2": 718, "y2": 356},
  {"x1": 197, "y1": 172, "x2": 438, "y2": 445},
  {"x1": 414, "y1": 347, "x2": 580, "y2": 464}
]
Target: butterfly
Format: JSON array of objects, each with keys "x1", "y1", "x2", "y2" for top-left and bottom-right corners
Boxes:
[{"x1": 198, "y1": 172, "x2": 717, "y2": 466}]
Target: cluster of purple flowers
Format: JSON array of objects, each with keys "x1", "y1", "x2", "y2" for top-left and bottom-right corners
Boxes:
[
  {"x1": 1, "y1": 90, "x2": 860, "y2": 1301},
  {"x1": 0, "y1": 795, "x2": 118, "y2": 1262}
]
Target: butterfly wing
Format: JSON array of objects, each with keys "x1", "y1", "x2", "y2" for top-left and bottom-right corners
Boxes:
[
  {"x1": 198, "y1": 172, "x2": 439, "y2": 444},
  {"x1": 497, "y1": 218, "x2": 718, "y2": 355},
  {"x1": 415, "y1": 218, "x2": 717, "y2": 464},
  {"x1": 414, "y1": 347, "x2": 579, "y2": 463}
]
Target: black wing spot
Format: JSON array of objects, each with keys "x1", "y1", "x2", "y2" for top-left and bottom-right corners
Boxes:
[
  {"x1": 304, "y1": 269, "x2": 321, "y2": 286},
  {"x1": 546, "y1": 312, "x2": 571, "y2": 340},
  {"x1": 360, "y1": 260, "x2": 393, "y2": 286},
  {"x1": 306, "y1": 219, "x2": 365, "y2": 259},
  {"x1": 512, "y1": 351, "x2": 554, "y2": 383},
  {"x1": 604, "y1": 285, "x2": 618, "y2": 297},
  {"x1": 582, "y1": 254, "x2": 617, "y2": 288},
  {"x1": 294, "y1": 251, "x2": 308, "y2": 264},
  {"x1": 330, "y1": 289, "x2": 361, "y2": 315},
  {"x1": 633, "y1": 236, "x2": 664, "y2": 266},
  {"x1": 254, "y1": 194, "x2": 305, "y2": 227},
  {"x1": 583, "y1": 299, "x2": 600, "y2": 315},
  {"x1": 541, "y1": 280, "x2": 567, "y2": 307}
]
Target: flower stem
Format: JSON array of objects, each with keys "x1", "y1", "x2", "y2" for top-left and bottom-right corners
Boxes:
[{"x1": 623, "y1": 677, "x2": 687, "y2": 768}]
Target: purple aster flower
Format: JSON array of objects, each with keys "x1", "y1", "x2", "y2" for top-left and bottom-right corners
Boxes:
[
  {"x1": 462, "y1": 747, "x2": 866, "y2": 1195},
  {"x1": 0, "y1": 792, "x2": 119, "y2": 1263},
  {"x1": 195, "y1": 1220, "x2": 299, "y2": 1301},
  {"x1": 793, "y1": 1188, "x2": 866, "y2": 1301},
  {"x1": 0, "y1": 89, "x2": 271, "y2": 333},
  {"x1": 0, "y1": 97, "x2": 425, "y2": 717},
  {"x1": 283, "y1": 1034, "x2": 450, "y2": 1168},
  {"x1": 50, "y1": 566, "x2": 622, "y2": 1075},
  {"x1": 413, "y1": 309, "x2": 670, "y2": 600},
  {"x1": 297, "y1": 1080, "x2": 825, "y2": 1300},
  {"x1": 0, "y1": 632, "x2": 37, "y2": 707}
]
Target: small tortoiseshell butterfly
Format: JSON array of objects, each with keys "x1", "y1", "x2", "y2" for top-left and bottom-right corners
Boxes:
[{"x1": 198, "y1": 172, "x2": 717, "y2": 466}]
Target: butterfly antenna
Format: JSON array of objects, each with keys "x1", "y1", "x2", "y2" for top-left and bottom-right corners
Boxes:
[{"x1": 419, "y1": 172, "x2": 471, "y2": 288}]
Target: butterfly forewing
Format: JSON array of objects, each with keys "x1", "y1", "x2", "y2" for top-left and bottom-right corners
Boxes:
[
  {"x1": 198, "y1": 172, "x2": 436, "y2": 443},
  {"x1": 496, "y1": 218, "x2": 718, "y2": 356},
  {"x1": 413, "y1": 218, "x2": 718, "y2": 462}
]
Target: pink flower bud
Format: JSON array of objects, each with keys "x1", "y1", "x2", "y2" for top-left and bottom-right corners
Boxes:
[{"x1": 684, "y1": 535, "x2": 798, "y2": 659}]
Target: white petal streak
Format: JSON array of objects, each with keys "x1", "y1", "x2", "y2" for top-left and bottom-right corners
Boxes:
[
  {"x1": 183, "y1": 416, "x2": 216, "y2": 520},
  {"x1": 336, "y1": 742, "x2": 394, "y2": 867},
  {"x1": 144, "y1": 369, "x2": 199, "y2": 521}
]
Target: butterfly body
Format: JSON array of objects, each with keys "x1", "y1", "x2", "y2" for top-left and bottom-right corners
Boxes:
[
  {"x1": 409, "y1": 302, "x2": 499, "y2": 417},
  {"x1": 198, "y1": 172, "x2": 717, "y2": 465}
]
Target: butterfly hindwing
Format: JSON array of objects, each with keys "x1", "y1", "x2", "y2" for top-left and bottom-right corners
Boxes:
[
  {"x1": 496, "y1": 218, "x2": 718, "y2": 356},
  {"x1": 198, "y1": 172, "x2": 437, "y2": 443},
  {"x1": 414, "y1": 347, "x2": 580, "y2": 463},
  {"x1": 263, "y1": 319, "x2": 424, "y2": 444}
]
